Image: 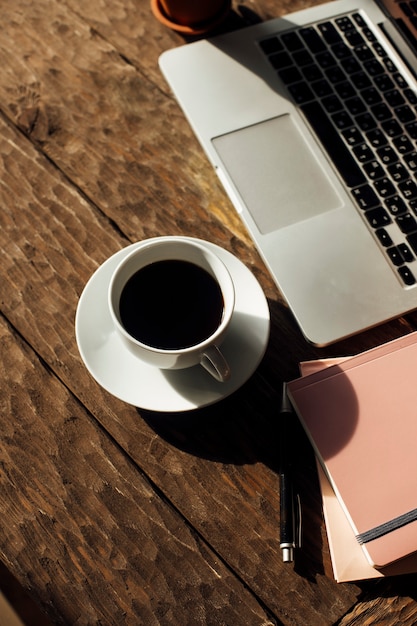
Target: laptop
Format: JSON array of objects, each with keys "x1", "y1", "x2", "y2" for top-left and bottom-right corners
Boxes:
[{"x1": 159, "y1": 0, "x2": 417, "y2": 345}]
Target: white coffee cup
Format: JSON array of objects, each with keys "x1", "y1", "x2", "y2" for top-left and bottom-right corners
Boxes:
[{"x1": 108, "y1": 237, "x2": 235, "y2": 382}]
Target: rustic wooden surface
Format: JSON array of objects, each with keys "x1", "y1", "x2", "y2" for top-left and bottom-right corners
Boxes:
[{"x1": 1, "y1": 0, "x2": 417, "y2": 624}]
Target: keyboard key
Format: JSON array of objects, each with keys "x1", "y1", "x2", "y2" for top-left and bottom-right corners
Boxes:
[
  {"x1": 288, "y1": 82, "x2": 315, "y2": 103},
  {"x1": 374, "y1": 177, "x2": 396, "y2": 198},
  {"x1": 361, "y1": 87, "x2": 382, "y2": 105},
  {"x1": 385, "y1": 89, "x2": 405, "y2": 107},
  {"x1": 365, "y1": 207, "x2": 392, "y2": 228},
  {"x1": 398, "y1": 265, "x2": 416, "y2": 285},
  {"x1": 353, "y1": 143, "x2": 374, "y2": 162},
  {"x1": 385, "y1": 195, "x2": 408, "y2": 215},
  {"x1": 381, "y1": 118, "x2": 402, "y2": 137},
  {"x1": 373, "y1": 42, "x2": 385, "y2": 57},
  {"x1": 398, "y1": 243, "x2": 414, "y2": 262},
  {"x1": 366, "y1": 128, "x2": 388, "y2": 147},
  {"x1": 351, "y1": 71, "x2": 372, "y2": 89},
  {"x1": 325, "y1": 66, "x2": 346, "y2": 83},
  {"x1": 332, "y1": 42, "x2": 352, "y2": 59},
  {"x1": 311, "y1": 79, "x2": 333, "y2": 97},
  {"x1": 343, "y1": 126, "x2": 363, "y2": 145},
  {"x1": 346, "y1": 96, "x2": 367, "y2": 114},
  {"x1": 316, "y1": 51, "x2": 337, "y2": 68},
  {"x1": 377, "y1": 145, "x2": 398, "y2": 165},
  {"x1": 406, "y1": 121, "x2": 417, "y2": 139},
  {"x1": 371, "y1": 103, "x2": 392, "y2": 121},
  {"x1": 318, "y1": 21, "x2": 343, "y2": 44},
  {"x1": 387, "y1": 246, "x2": 405, "y2": 265},
  {"x1": 336, "y1": 16, "x2": 355, "y2": 31},
  {"x1": 388, "y1": 162, "x2": 409, "y2": 182},
  {"x1": 332, "y1": 110, "x2": 354, "y2": 129},
  {"x1": 344, "y1": 30, "x2": 365, "y2": 46},
  {"x1": 395, "y1": 104, "x2": 416, "y2": 123},
  {"x1": 364, "y1": 29, "x2": 377, "y2": 43},
  {"x1": 341, "y1": 57, "x2": 361, "y2": 74},
  {"x1": 374, "y1": 74, "x2": 395, "y2": 91},
  {"x1": 384, "y1": 58, "x2": 398, "y2": 73},
  {"x1": 375, "y1": 228, "x2": 393, "y2": 246},
  {"x1": 302, "y1": 64, "x2": 324, "y2": 81},
  {"x1": 259, "y1": 37, "x2": 284, "y2": 54},
  {"x1": 399, "y1": 179, "x2": 417, "y2": 199},
  {"x1": 406, "y1": 231, "x2": 417, "y2": 254},
  {"x1": 301, "y1": 100, "x2": 366, "y2": 187},
  {"x1": 396, "y1": 212, "x2": 417, "y2": 233},
  {"x1": 279, "y1": 67, "x2": 303, "y2": 84},
  {"x1": 354, "y1": 44, "x2": 374, "y2": 61},
  {"x1": 356, "y1": 112, "x2": 377, "y2": 131},
  {"x1": 393, "y1": 72, "x2": 408, "y2": 89},
  {"x1": 300, "y1": 27, "x2": 326, "y2": 52},
  {"x1": 404, "y1": 152, "x2": 417, "y2": 170},
  {"x1": 364, "y1": 160, "x2": 384, "y2": 180},
  {"x1": 335, "y1": 81, "x2": 356, "y2": 99},
  {"x1": 281, "y1": 31, "x2": 304, "y2": 51},
  {"x1": 352, "y1": 184, "x2": 379, "y2": 209},
  {"x1": 293, "y1": 49, "x2": 314, "y2": 66},
  {"x1": 352, "y1": 13, "x2": 366, "y2": 28},
  {"x1": 404, "y1": 88, "x2": 417, "y2": 105},
  {"x1": 269, "y1": 51, "x2": 292, "y2": 69},
  {"x1": 393, "y1": 134, "x2": 414, "y2": 154},
  {"x1": 410, "y1": 199, "x2": 417, "y2": 215},
  {"x1": 364, "y1": 58, "x2": 385, "y2": 75},
  {"x1": 322, "y1": 94, "x2": 343, "y2": 112}
]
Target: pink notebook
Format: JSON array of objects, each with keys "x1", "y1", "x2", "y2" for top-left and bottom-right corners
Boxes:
[
  {"x1": 301, "y1": 359, "x2": 417, "y2": 582},
  {"x1": 288, "y1": 332, "x2": 417, "y2": 568}
]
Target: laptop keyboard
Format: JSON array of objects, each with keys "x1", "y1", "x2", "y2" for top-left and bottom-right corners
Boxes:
[{"x1": 259, "y1": 11, "x2": 417, "y2": 286}]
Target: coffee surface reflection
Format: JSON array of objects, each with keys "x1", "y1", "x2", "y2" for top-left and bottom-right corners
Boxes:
[{"x1": 119, "y1": 259, "x2": 224, "y2": 350}]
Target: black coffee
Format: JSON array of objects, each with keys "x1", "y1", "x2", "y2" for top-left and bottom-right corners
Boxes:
[{"x1": 119, "y1": 259, "x2": 224, "y2": 350}]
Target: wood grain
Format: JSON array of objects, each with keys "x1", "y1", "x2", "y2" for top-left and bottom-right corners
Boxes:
[
  {"x1": 0, "y1": 104, "x2": 361, "y2": 624},
  {"x1": 0, "y1": 0, "x2": 416, "y2": 624},
  {"x1": 0, "y1": 314, "x2": 277, "y2": 625},
  {"x1": 0, "y1": 100, "x2": 357, "y2": 624}
]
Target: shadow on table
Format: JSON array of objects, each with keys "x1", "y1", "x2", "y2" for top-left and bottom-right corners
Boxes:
[
  {"x1": 140, "y1": 374, "x2": 326, "y2": 581},
  {"x1": 139, "y1": 297, "x2": 338, "y2": 581}
]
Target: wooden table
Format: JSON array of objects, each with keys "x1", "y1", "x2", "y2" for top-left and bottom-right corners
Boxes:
[{"x1": 1, "y1": 0, "x2": 417, "y2": 623}]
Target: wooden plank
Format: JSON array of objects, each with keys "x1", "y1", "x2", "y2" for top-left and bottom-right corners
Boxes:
[
  {"x1": 0, "y1": 0, "x2": 252, "y2": 251},
  {"x1": 61, "y1": 0, "x2": 312, "y2": 90},
  {"x1": 0, "y1": 1, "x2": 415, "y2": 624},
  {"x1": 339, "y1": 590, "x2": 417, "y2": 626},
  {"x1": 0, "y1": 105, "x2": 361, "y2": 625},
  {"x1": 0, "y1": 314, "x2": 276, "y2": 625}
]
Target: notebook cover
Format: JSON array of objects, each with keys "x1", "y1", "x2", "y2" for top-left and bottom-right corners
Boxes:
[
  {"x1": 318, "y1": 463, "x2": 417, "y2": 581},
  {"x1": 288, "y1": 332, "x2": 417, "y2": 568},
  {"x1": 301, "y1": 359, "x2": 417, "y2": 581}
]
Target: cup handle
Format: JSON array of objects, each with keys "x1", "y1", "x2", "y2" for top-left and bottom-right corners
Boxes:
[{"x1": 200, "y1": 345, "x2": 231, "y2": 382}]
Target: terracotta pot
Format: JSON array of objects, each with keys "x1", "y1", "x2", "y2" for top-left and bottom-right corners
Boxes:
[{"x1": 151, "y1": 0, "x2": 231, "y2": 35}]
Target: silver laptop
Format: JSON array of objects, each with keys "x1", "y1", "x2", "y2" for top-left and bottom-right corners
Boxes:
[{"x1": 159, "y1": 0, "x2": 417, "y2": 345}]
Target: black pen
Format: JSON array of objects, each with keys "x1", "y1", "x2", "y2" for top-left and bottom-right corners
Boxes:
[{"x1": 279, "y1": 382, "x2": 301, "y2": 563}]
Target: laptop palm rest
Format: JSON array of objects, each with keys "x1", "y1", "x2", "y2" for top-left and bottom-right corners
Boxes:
[{"x1": 212, "y1": 114, "x2": 342, "y2": 234}]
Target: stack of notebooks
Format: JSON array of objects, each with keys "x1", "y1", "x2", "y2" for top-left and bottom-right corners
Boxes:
[{"x1": 287, "y1": 332, "x2": 417, "y2": 582}]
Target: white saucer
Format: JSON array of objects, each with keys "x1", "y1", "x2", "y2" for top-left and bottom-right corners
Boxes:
[{"x1": 75, "y1": 237, "x2": 270, "y2": 412}]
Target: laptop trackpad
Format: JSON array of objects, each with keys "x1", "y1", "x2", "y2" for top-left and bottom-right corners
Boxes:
[{"x1": 212, "y1": 114, "x2": 342, "y2": 234}]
